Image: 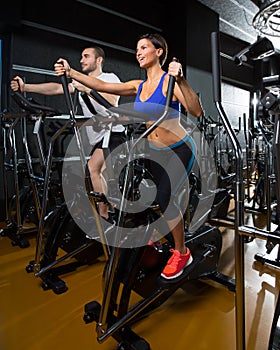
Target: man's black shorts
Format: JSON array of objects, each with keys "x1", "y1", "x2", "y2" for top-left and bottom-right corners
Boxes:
[{"x1": 90, "y1": 132, "x2": 126, "y2": 155}]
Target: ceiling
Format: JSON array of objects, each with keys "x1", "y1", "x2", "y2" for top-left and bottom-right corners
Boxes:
[{"x1": 197, "y1": 0, "x2": 280, "y2": 50}]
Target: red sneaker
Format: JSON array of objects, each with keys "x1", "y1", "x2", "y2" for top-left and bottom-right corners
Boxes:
[{"x1": 161, "y1": 248, "x2": 193, "y2": 279}]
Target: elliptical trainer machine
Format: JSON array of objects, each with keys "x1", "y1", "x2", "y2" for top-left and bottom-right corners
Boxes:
[
  {"x1": 80, "y1": 59, "x2": 235, "y2": 350},
  {"x1": 1, "y1": 91, "x2": 62, "y2": 248},
  {"x1": 10, "y1": 85, "x2": 105, "y2": 294}
]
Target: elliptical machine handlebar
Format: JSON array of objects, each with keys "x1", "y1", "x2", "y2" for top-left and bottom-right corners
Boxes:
[
  {"x1": 164, "y1": 57, "x2": 177, "y2": 112},
  {"x1": 11, "y1": 90, "x2": 61, "y2": 116},
  {"x1": 89, "y1": 89, "x2": 150, "y2": 122}
]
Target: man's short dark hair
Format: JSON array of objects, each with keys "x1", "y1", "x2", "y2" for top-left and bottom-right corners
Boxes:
[{"x1": 84, "y1": 44, "x2": 105, "y2": 63}]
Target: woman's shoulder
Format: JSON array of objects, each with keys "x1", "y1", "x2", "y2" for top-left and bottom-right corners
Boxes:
[{"x1": 125, "y1": 79, "x2": 144, "y2": 91}]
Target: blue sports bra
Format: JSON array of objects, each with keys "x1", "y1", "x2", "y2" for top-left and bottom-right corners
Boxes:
[{"x1": 134, "y1": 72, "x2": 180, "y2": 121}]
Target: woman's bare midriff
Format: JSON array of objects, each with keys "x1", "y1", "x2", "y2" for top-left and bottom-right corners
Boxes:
[{"x1": 146, "y1": 119, "x2": 186, "y2": 148}]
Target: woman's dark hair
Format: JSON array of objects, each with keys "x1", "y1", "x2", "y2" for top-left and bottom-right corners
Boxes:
[{"x1": 138, "y1": 33, "x2": 168, "y2": 67}]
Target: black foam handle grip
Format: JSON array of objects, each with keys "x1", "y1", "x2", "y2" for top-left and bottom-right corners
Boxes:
[
  {"x1": 165, "y1": 57, "x2": 177, "y2": 111},
  {"x1": 89, "y1": 89, "x2": 150, "y2": 121},
  {"x1": 61, "y1": 74, "x2": 75, "y2": 113},
  {"x1": 211, "y1": 32, "x2": 222, "y2": 103},
  {"x1": 73, "y1": 88, "x2": 79, "y2": 112},
  {"x1": 243, "y1": 113, "x2": 247, "y2": 132},
  {"x1": 57, "y1": 61, "x2": 75, "y2": 114},
  {"x1": 90, "y1": 89, "x2": 113, "y2": 109},
  {"x1": 81, "y1": 91, "x2": 97, "y2": 115}
]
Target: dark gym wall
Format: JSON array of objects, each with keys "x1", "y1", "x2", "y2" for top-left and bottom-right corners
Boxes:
[
  {"x1": 1, "y1": 0, "x2": 258, "y2": 133},
  {"x1": 0, "y1": 1, "x2": 22, "y2": 33},
  {"x1": 185, "y1": 0, "x2": 219, "y2": 73},
  {"x1": 3, "y1": 0, "x2": 259, "y2": 113},
  {"x1": 184, "y1": 0, "x2": 219, "y2": 118},
  {"x1": 7, "y1": 0, "x2": 173, "y2": 113},
  {"x1": 9, "y1": 26, "x2": 139, "y2": 113}
]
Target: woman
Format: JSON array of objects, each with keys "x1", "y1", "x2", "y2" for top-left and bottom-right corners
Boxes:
[{"x1": 54, "y1": 33, "x2": 203, "y2": 279}]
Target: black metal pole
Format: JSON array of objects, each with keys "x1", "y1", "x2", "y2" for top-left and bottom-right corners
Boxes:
[{"x1": 211, "y1": 31, "x2": 246, "y2": 350}]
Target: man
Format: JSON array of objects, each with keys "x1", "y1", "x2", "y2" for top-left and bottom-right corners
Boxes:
[{"x1": 11, "y1": 45, "x2": 125, "y2": 221}]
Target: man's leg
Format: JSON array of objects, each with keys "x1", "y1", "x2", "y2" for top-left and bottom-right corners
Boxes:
[{"x1": 87, "y1": 148, "x2": 109, "y2": 219}]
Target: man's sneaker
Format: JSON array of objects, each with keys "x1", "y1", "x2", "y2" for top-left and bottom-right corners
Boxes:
[{"x1": 161, "y1": 248, "x2": 193, "y2": 279}]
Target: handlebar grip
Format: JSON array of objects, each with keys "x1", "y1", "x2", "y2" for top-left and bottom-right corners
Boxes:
[
  {"x1": 165, "y1": 57, "x2": 178, "y2": 111},
  {"x1": 90, "y1": 89, "x2": 113, "y2": 109},
  {"x1": 11, "y1": 90, "x2": 61, "y2": 114},
  {"x1": 81, "y1": 92, "x2": 97, "y2": 115},
  {"x1": 211, "y1": 32, "x2": 222, "y2": 103},
  {"x1": 57, "y1": 61, "x2": 75, "y2": 114},
  {"x1": 73, "y1": 88, "x2": 79, "y2": 112},
  {"x1": 12, "y1": 78, "x2": 21, "y2": 93}
]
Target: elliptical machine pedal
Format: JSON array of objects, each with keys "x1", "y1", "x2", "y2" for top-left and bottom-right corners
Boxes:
[{"x1": 83, "y1": 300, "x2": 151, "y2": 350}]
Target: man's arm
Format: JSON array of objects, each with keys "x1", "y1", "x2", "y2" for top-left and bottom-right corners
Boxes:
[
  {"x1": 10, "y1": 76, "x2": 74, "y2": 95},
  {"x1": 72, "y1": 74, "x2": 120, "y2": 107}
]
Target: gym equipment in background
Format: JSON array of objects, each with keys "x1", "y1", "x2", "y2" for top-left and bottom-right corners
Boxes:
[{"x1": 211, "y1": 30, "x2": 280, "y2": 350}]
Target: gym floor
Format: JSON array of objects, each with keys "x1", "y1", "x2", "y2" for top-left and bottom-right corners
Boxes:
[{"x1": 0, "y1": 201, "x2": 279, "y2": 350}]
